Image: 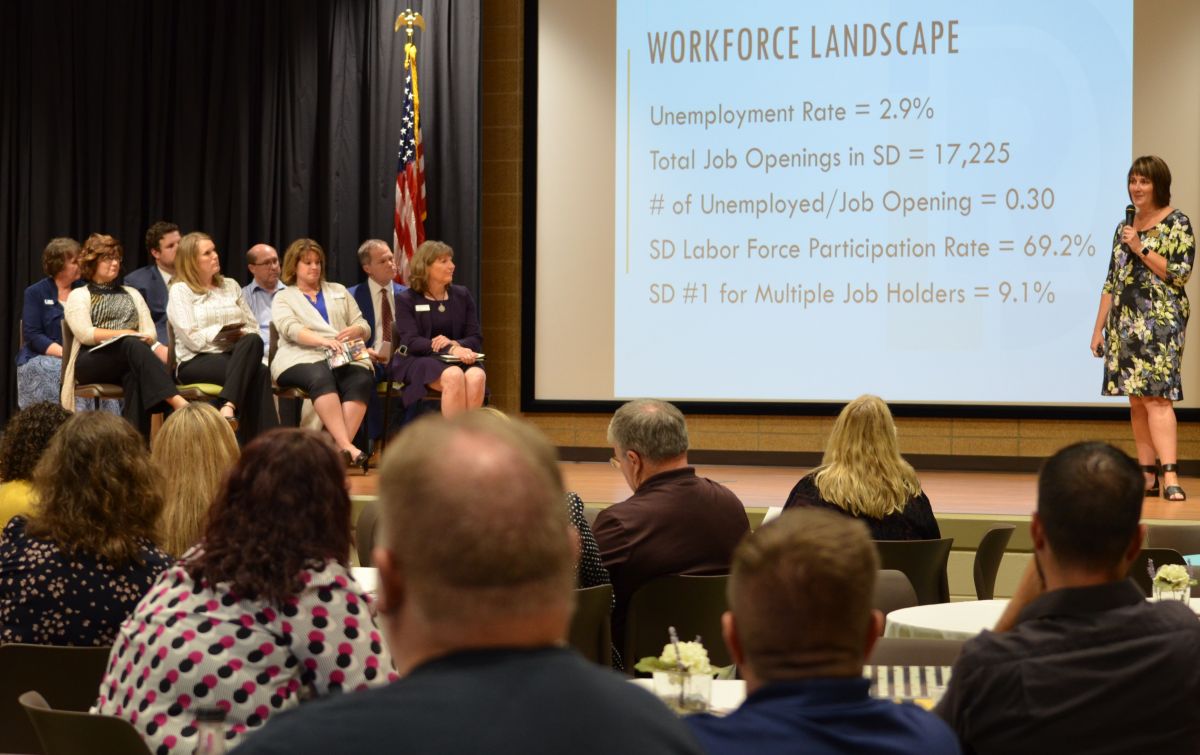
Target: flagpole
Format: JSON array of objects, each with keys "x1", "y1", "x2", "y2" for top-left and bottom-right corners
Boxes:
[{"x1": 392, "y1": 7, "x2": 427, "y2": 286}]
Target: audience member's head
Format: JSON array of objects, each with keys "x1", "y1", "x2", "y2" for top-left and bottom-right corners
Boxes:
[
  {"x1": 814, "y1": 394, "x2": 921, "y2": 518},
  {"x1": 77, "y1": 233, "x2": 124, "y2": 283},
  {"x1": 26, "y1": 412, "x2": 163, "y2": 566},
  {"x1": 246, "y1": 243, "x2": 280, "y2": 288},
  {"x1": 172, "y1": 231, "x2": 222, "y2": 293},
  {"x1": 606, "y1": 399, "x2": 689, "y2": 489},
  {"x1": 280, "y1": 238, "x2": 327, "y2": 287},
  {"x1": 1036, "y1": 441, "x2": 1144, "y2": 573},
  {"x1": 0, "y1": 402, "x2": 73, "y2": 484},
  {"x1": 144, "y1": 220, "x2": 181, "y2": 271},
  {"x1": 376, "y1": 412, "x2": 575, "y2": 670},
  {"x1": 188, "y1": 428, "x2": 351, "y2": 605},
  {"x1": 357, "y1": 239, "x2": 396, "y2": 286},
  {"x1": 724, "y1": 509, "x2": 880, "y2": 689},
  {"x1": 42, "y1": 237, "x2": 81, "y2": 280},
  {"x1": 406, "y1": 240, "x2": 453, "y2": 295},
  {"x1": 152, "y1": 403, "x2": 240, "y2": 557}
]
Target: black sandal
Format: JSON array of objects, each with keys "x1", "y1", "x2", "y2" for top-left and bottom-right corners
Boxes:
[
  {"x1": 1143, "y1": 463, "x2": 1161, "y2": 498},
  {"x1": 1161, "y1": 463, "x2": 1187, "y2": 501}
]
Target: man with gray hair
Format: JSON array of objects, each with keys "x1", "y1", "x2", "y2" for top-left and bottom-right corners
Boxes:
[
  {"x1": 235, "y1": 411, "x2": 703, "y2": 755},
  {"x1": 594, "y1": 399, "x2": 750, "y2": 659},
  {"x1": 348, "y1": 239, "x2": 406, "y2": 447}
]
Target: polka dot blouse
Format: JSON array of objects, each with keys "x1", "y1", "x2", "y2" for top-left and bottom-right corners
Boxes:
[
  {"x1": 0, "y1": 516, "x2": 170, "y2": 646},
  {"x1": 94, "y1": 551, "x2": 398, "y2": 754}
]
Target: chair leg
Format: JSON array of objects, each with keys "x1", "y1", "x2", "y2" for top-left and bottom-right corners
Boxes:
[{"x1": 380, "y1": 383, "x2": 393, "y2": 454}]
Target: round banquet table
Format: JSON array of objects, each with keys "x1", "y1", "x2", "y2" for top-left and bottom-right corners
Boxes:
[{"x1": 883, "y1": 600, "x2": 1009, "y2": 641}]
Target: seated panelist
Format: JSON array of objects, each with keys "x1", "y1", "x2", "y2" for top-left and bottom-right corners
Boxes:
[
  {"x1": 62, "y1": 233, "x2": 187, "y2": 437},
  {"x1": 390, "y1": 240, "x2": 485, "y2": 417},
  {"x1": 16, "y1": 238, "x2": 84, "y2": 409},
  {"x1": 167, "y1": 231, "x2": 279, "y2": 441},
  {"x1": 271, "y1": 238, "x2": 373, "y2": 470}
]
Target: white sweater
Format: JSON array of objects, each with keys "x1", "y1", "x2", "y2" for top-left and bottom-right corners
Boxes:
[
  {"x1": 269, "y1": 283, "x2": 371, "y2": 380},
  {"x1": 60, "y1": 284, "x2": 157, "y2": 408}
]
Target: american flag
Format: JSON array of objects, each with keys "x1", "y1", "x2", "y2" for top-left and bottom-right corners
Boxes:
[{"x1": 394, "y1": 41, "x2": 426, "y2": 284}]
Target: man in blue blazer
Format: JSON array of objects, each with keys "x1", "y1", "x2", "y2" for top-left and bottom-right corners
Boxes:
[
  {"x1": 348, "y1": 239, "x2": 407, "y2": 448},
  {"x1": 124, "y1": 220, "x2": 180, "y2": 345}
]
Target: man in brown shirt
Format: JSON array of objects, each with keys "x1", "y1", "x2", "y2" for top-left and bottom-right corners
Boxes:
[{"x1": 593, "y1": 399, "x2": 750, "y2": 661}]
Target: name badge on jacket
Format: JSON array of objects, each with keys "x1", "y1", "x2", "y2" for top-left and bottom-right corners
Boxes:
[{"x1": 415, "y1": 304, "x2": 431, "y2": 312}]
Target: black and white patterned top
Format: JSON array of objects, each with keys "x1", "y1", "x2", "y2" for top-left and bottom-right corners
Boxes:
[
  {"x1": 0, "y1": 516, "x2": 171, "y2": 646},
  {"x1": 87, "y1": 282, "x2": 140, "y2": 333},
  {"x1": 567, "y1": 492, "x2": 610, "y2": 589}
]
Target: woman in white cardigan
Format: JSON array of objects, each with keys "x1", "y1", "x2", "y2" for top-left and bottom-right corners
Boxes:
[
  {"x1": 62, "y1": 233, "x2": 187, "y2": 437},
  {"x1": 271, "y1": 238, "x2": 373, "y2": 470},
  {"x1": 167, "y1": 232, "x2": 279, "y2": 442}
]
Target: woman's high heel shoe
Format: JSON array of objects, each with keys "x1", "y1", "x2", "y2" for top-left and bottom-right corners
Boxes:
[
  {"x1": 1143, "y1": 463, "x2": 1161, "y2": 498},
  {"x1": 353, "y1": 451, "x2": 370, "y2": 475}
]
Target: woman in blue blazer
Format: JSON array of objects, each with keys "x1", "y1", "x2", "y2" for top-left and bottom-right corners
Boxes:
[{"x1": 16, "y1": 238, "x2": 85, "y2": 408}]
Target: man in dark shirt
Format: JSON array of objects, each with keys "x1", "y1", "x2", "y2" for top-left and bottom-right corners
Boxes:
[
  {"x1": 593, "y1": 399, "x2": 750, "y2": 659},
  {"x1": 123, "y1": 220, "x2": 179, "y2": 347},
  {"x1": 936, "y1": 441, "x2": 1200, "y2": 754},
  {"x1": 685, "y1": 508, "x2": 959, "y2": 754},
  {"x1": 236, "y1": 412, "x2": 701, "y2": 755}
]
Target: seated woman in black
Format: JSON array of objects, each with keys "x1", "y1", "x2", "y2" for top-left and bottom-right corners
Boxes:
[
  {"x1": 61, "y1": 233, "x2": 187, "y2": 436},
  {"x1": 783, "y1": 394, "x2": 940, "y2": 540}
]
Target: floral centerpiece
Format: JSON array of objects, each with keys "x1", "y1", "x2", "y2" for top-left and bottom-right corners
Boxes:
[
  {"x1": 1153, "y1": 564, "x2": 1196, "y2": 602},
  {"x1": 635, "y1": 627, "x2": 714, "y2": 713}
]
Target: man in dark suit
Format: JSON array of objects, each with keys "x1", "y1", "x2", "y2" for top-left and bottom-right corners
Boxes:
[
  {"x1": 347, "y1": 239, "x2": 406, "y2": 448},
  {"x1": 124, "y1": 220, "x2": 180, "y2": 345}
]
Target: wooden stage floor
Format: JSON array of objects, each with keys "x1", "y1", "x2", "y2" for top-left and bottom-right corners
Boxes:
[{"x1": 351, "y1": 461, "x2": 1200, "y2": 521}]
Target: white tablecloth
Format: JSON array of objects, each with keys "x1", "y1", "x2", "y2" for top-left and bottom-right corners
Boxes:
[
  {"x1": 632, "y1": 678, "x2": 746, "y2": 715},
  {"x1": 883, "y1": 600, "x2": 1009, "y2": 641},
  {"x1": 352, "y1": 566, "x2": 379, "y2": 595}
]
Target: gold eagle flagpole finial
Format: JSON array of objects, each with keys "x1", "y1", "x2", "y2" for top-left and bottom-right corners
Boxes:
[{"x1": 394, "y1": 9, "x2": 425, "y2": 39}]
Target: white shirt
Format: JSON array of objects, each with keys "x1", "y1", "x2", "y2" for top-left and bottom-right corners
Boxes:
[{"x1": 166, "y1": 279, "x2": 259, "y2": 364}]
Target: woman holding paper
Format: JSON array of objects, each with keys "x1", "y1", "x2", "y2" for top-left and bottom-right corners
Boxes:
[
  {"x1": 271, "y1": 238, "x2": 373, "y2": 470},
  {"x1": 391, "y1": 240, "x2": 485, "y2": 417},
  {"x1": 61, "y1": 233, "x2": 187, "y2": 437},
  {"x1": 167, "y1": 232, "x2": 278, "y2": 441}
]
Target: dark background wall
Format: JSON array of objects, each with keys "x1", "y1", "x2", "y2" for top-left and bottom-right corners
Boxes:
[{"x1": 0, "y1": 0, "x2": 480, "y2": 422}]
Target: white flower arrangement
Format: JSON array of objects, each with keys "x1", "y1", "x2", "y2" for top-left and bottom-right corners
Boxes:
[
  {"x1": 634, "y1": 627, "x2": 714, "y2": 675},
  {"x1": 1153, "y1": 564, "x2": 1196, "y2": 591}
]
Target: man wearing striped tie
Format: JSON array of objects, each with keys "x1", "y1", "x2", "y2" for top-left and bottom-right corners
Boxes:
[
  {"x1": 684, "y1": 508, "x2": 959, "y2": 754},
  {"x1": 936, "y1": 442, "x2": 1200, "y2": 753}
]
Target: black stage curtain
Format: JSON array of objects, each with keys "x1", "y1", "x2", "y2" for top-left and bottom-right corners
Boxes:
[{"x1": 0, "y1": 0, "x2": 480, "y2": 421}]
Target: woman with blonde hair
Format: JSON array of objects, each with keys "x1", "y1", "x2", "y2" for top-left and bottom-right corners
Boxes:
[
  {"x1": 390, "y1": 240, "x2": 485, "y2": 416},
  {"x1": 782, "y1": 395, "x2": 939, "y2": 540},
  {"x1": 153, "y1": 403, "x2": 240, "y2": 557},
  {"x1": 168, "y1": 231, "x2": 279, "y2": 441}
]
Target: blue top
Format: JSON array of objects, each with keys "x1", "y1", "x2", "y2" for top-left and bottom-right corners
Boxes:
[
  {"x1": 686, "y1": 677, "x2": 960, "y2": 755},
  {"x1": 17, "y1": 277, "x2": 84, "y2": 366},
  {"x1": 303, "y1": 290, "x2": 329, "y2": 323},
  {"x1": 242, "y1": 279, "x2": 286, "y2": 346}
]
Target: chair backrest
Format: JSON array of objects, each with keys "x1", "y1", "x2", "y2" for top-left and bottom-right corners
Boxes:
[
  {"x1": 624, "y1": 574, "x2": 731, "y2": 672},
  {"x1": 759, "y1": 506, "x2": 783, "y2": 527},
  {"x1": 973, "y1": 524, "x2": 1016, "y2": 600},
  {"x1": 873, "y1": 538, "x2": 954, "y2": 605},
  {"x1": 356, "y1": 500, "x2": 381, "y2": 567},
  {"x1": 567, "y1": 584, "x2": 614, "y2": 666},
  {"x1": 868, "y1": 637, "x2": 964, "y2": 667},
  {"x1": 1127, "y1": 546, "x2": 1188, "y2": 596},
  {"x1": 268, "y1": 321, "x2": 279, "y2": 365},
  {"x1": 19, "y1": 691, "x2": 152, "y2": 755},
  {"x1": 0, "y1": 644, "x2": 114, "y2": 754},
  {"x1": 1145, "y1": 524, "x2": 1200, "y2": 558},
  {"x1": 872, "y1": 569, "x2": 919, "y2": 632},
  {"x1": 166, "y1": 321, "x2": 179, "y2": 373},
  {"x1": 60, "y1": 320, "x2": 74, "y2": 386}
]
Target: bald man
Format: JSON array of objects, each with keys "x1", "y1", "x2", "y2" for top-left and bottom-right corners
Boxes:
[{"x1": 242, "y1": 243, "x2": 285, "y2": 345}]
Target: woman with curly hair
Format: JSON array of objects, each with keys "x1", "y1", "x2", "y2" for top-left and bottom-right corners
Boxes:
[
  {"x1": 152, "y1": 403, "x2": 240, "y2": 557},
  {"x1": 0, "y1": 411, "x2": 171, "y2": 645},
  {"x1": 0, "y1": 402, "x2": 72, "y2": 526},
  {"x1": 97, "y1": 428, "x2": 395, "y2": 752},
  {"x1": 782, "y1": 394, "x2": 940, "y2": 540}
]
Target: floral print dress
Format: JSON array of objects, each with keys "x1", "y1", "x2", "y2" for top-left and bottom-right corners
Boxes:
[{"x1": 1101, "y1": 209, "x2": 1195, "y2": 399}]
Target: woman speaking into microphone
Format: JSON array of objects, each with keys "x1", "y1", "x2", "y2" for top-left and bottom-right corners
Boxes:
[{"x1": 1091, "y1": 155, "x2": 1195, "y2": 501}]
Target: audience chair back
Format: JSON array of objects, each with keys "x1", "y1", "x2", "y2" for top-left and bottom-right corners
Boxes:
[
  {"x1": 873, "y1": 538, "x2": 953, "y2": 605},
  {"x1": 624, "y1": 574, "x2": 731, "y2": 672},
  {"x1": 356, "y1": 500, "x2": 381, "y2": 567},
  {"x1": 60, "y1": 320, "x2": 124, "y2": 408},
  {"x1": 1127, "y1": 546, "x2": 1188, "y2": 597},
  {"x1": 972, "y1": 524, "x2": 1015, "y2": 600},
  {"x1": 868, "y1": 637, "x2": 964, "y2": 667},
  {"x1": 872, "y1": 569, "x2": 919, "y2": 634},
  {"x1": 19, "y1": 691, "x2": 152, "y2": 755},
  {"x1": 1146, "y1": 524, "x2": 1200, "y2": 560},
  {"x1": 568, "y1": 584, "x2": 614, "y2": 666},
  {"x1": 0, "y1": 644, "x2": 114, "y2": 754}
]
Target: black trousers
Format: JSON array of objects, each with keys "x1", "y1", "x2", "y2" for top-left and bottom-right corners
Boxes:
[
  {"x1": 75, "y1": 337, "x2": 177, "y2": 438},
  {"x1": 277, "y1": 361, "x2": 374, "y2": 404},
  {"x1": 177, "y1": 334, "x2": 279, "y2": 443}
]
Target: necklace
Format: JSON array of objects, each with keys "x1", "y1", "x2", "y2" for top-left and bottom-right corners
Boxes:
[{"x1": 430, "y1": 288, "x2": 449, "y2": 312}]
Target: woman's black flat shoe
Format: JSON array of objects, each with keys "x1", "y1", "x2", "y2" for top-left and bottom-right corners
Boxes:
[
  {"x1": 353, "y1": 451, "x2": 370, "y2": 475},
  {"x1": 1161, "y1": 463, "x2": 1187, "y2": 501},
  {"x1": 1143, "y1": 463, "x2": 1161, "y2": 498}
]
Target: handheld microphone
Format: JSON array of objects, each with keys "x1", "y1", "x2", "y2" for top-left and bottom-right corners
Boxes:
[{"x1": 1123, "y1": 204, "x2": 1136, "y2": 254}]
